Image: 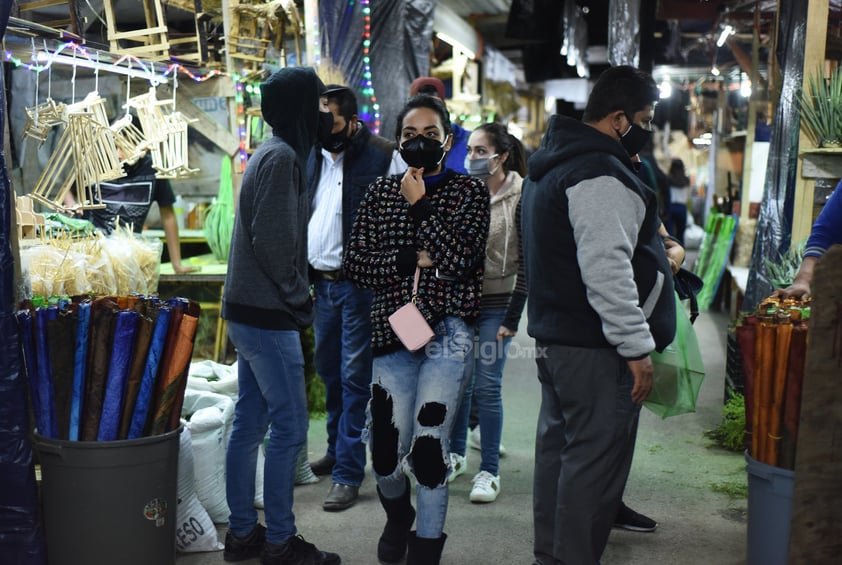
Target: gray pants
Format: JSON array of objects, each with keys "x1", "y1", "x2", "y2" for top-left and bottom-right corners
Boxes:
[{"x1": 532, "y1": 343, "x2": 640, "y2": 565}]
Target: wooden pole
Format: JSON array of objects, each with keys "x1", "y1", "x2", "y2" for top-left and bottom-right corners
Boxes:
[
  {"x1": 792, "y1": 0, "x2": 829, "y2": 243},
  {"x1": 788, "y1": 244, "x2": 842, "y2": 563}
]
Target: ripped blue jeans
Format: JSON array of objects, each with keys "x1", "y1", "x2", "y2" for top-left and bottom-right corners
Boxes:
[{"x1": 366, "y1": 316, "x2": 471, "y2": 538}]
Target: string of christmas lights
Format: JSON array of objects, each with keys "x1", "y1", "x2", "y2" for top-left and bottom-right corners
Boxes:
[{"x1": 359, "y1": 0, "x2": 381, "y2": 134}]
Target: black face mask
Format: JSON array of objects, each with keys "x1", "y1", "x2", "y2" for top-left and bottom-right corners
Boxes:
[
  {"x1": 399, "y1": 135, "x2": 447, "y2": 170},
  {"x1": 618, "y1": 115, "x2": 652, "y2": 157},
  {"x1": 321, "y1": 122, "x2": 351, "y2": 153},
  {"x1": 316, "y1": 111, "x2": 335, "y2": 145}
]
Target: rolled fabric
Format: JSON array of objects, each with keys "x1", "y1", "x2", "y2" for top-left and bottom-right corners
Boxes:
[
  {"x1": 34, "y1": 307, "x2": 56, "y2": 438},
  {"x1": 780, "y1": 324, "x2": 808, "y2": 469},
  {"x1": 754, "y1": 319, "x2": 776, "y2": 463},
  {"x1": 166, "y1": 301, "x2": 201, "y2": 432},
  {"x1": 16, "y1": 309, "x2": 41, "y2": 429},
  {"x1": 48, "y1": 307, "x2": 78, "y2": 440},
  {"x1": 147, "y1": 300, "x2": 186, "y2": 433},
  {"x1": 736, "y1": 315, "x2": 758, "y2": 448},
  {"x1": 150, "y1": 310, "x2": 198, "y2": 435},
  {"x1": 128, "y1": 305, "x2": 172, "y2": 439},
  {"x1": 97, "y1": 310, "x2": 140, "y2": 441},
  {"x1": 80, "y1": 297, "x2": 119, "y2": 441},
  {"x1": 69, "y1": 300, "x2": 91, "y2": 440},
  {"x1": 767, "y1": 320, "x2": 793, "y2": 466},
  {"x1": 118, "y1": 312, "x2": 156, "y2": 439}
]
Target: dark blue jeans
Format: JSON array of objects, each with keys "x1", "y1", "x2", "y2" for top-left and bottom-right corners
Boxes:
[
  {"x1": 451, "y1": 307, "x2": 511, "y2": 475},
  {"x1": 313, "y1": 279, "x2": 373, "y2": 486},
  {"x1": 225, "y1": 321, "x2": 308, "y2": 545}
]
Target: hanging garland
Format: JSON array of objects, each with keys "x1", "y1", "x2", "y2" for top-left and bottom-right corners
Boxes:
[{"x1": 358, "y1": 0, "x2": 381, "y2": 134}]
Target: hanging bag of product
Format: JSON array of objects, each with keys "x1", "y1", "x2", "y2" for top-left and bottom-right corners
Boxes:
[{"x1": 644, "y1": 292, "x2": 706, "y2": 418}]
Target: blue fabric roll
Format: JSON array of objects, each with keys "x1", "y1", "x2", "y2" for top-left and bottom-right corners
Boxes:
[
  {"x1": 15, "y1": 310, "x2": 40, "y2": 425},
  {"x1": 128, "y1": 305, "x2": 171, "y2": 439},
  {"x1": 97, "y1": 310, "x2": 139, "y2": 441},
  {"x1": 69, "y1": 301, "x2": 91, "y2": 441},
  {"x1": 34, "y1": 308, "x2": 55, "y2": 438}
]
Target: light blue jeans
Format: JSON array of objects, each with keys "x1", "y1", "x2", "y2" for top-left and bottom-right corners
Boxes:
[
  {"x1": 451, "y1": 308, "x2": 511, "y2": 475},
  {"x1": 367, "y1": 317, "x2": 471, "y2": 538},
  {"x1": 313, "y1": 279, "x2": 373, "y2": 486},
  {"x1": 225, "y1": 321, "x2": 308, "y2": 545}
]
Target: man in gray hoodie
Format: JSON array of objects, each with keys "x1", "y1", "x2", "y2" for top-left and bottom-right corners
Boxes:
[
  {"x1": 521, "y1": 65, "x2": 676, "y2": 565},
  {"x1": 221, "y1": 66, "x2": 341, "y2": 565}
]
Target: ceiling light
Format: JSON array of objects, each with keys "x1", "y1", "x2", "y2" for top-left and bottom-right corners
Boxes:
[
  {"x1": 659, "y1": 79, "x2": 672, "y2": 99},
  {"x1": 716, "y1": 25, "x2": 735, "y2": 47},
  {"x1": 711, "y1": 66, "x2": 720, "y2": 77}
]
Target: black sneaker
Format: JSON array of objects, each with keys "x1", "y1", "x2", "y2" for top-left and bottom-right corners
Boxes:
[
  {"x1": 224, "y1": 523, "x2": 266, "y2": 561},
  {"x1": 262, "y1": 535, "x2": 341, "y2": 565},
  {"x1": 613, "y1": 502, "x2": 657, "y2": 532}
]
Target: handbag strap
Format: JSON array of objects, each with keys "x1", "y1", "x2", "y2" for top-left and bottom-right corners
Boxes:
[{"x1": 411, "y1": 267, "x2": 421, "y2": 302}]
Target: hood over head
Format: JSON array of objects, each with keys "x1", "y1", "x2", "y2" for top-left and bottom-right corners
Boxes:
[
  {"x1": 527, "y1": 115, "x2": 636, "y2": 182},
  {"x1": 261, "y1": 67, "x2": 326, "y2": 162}
]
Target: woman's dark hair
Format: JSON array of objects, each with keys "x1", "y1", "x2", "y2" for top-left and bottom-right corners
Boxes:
[
  {"x1": 668, "y1": 158, "x2": 690, "y2": 187},
  {"x1": 582, "y1": 65, "x2": 659, "y2": 123},
  {"x1": 394, "y1": 95, "x2": 452, "y2": 139},
  {"x1": 474, "y1": 122, "x2": 527, "y2": 177}
]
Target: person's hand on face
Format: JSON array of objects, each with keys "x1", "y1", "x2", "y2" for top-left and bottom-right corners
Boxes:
[{"x1": 401, "y1": 166, "x2": 426, "y2": 204}]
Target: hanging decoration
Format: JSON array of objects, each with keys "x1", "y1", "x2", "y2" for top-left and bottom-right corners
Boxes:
[
  {"x1": 127, "y1": 84, "x2": 199, "y2": 179},
  {"x1": 359, "y1": 0, "x2": 380, "y2": 134}
]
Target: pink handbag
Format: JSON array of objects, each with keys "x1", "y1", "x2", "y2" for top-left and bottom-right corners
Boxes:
[{"x1": 388, "y1": 267, "x2": 435, "y2": 352}]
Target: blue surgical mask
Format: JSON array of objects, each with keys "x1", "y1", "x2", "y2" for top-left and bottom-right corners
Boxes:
[{"x1": 464, "y1": 154, "x2": 499, "y2": 178}]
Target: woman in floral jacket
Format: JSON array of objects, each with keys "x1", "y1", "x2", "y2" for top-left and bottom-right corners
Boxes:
[{"x1": 343, "y1": 94, "x2": 489, "y2": 565}]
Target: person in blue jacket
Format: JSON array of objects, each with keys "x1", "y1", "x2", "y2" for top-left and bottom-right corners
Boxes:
[{"x1": 776, "y1": 179, "x2": 842, "y2": 300}]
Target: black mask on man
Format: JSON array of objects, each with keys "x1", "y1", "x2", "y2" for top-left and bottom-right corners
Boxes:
[
  {"x1": 618, "y1": 115, "x2": 652, "y2": 157},
  {"x1": 321, "y1": 122, "x2": 352, "y2": 153},
  {"x1": 399, "y1": 136, "x2": 447, "y2": 170},
  {"x1": 316, "y1": 111, "x2": 335, "y2": 145}
]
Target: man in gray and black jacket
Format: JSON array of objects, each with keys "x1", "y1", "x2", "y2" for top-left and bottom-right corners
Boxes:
[{"x1": 521, "y1": 65, "x2": 676, "y2": 565}]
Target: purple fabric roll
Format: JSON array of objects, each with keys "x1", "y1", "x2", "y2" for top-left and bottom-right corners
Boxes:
[
  {"x1": 34, "y1": 308, "x2": 56, "y2": 438},
  {"x1": 15, "y1": 309, "x2": 40, "y2": 428},
  {"x1": 97, "y1": 310, "x2": 139, "y2": 441}
]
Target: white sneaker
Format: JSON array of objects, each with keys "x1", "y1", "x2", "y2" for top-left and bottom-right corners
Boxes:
[
  {"x1": 448, "y1": 453, "x2": 467, "y2": 482},
  {"x1": 468, "y1": 426, "x2": 507, "y2": 457},
  {"x1": 470, "y1": 471, "x2": 500, "y2": 503}
]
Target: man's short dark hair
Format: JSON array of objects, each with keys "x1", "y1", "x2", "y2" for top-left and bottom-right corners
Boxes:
[
  {"x1": 324, "y1": 84, "x2": 358, "y2": 122},
  {"x1": 582, "y1": 66, "x2": 659, "y2": 123}
]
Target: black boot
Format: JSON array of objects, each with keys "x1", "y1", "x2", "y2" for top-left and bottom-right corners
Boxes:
[
  {"x1": 377, "y1": 477, "x2": 416, "y2": 564},
  {"x1": 406, "y1": 531, "x2": 447, "y2": 565}
]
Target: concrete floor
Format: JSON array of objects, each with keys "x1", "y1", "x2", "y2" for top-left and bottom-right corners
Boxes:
[{"x1": 176, "y1": 304, "x2": 749, "y2": 565}]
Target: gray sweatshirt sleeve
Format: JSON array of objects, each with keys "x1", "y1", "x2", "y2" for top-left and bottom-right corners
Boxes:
[
  {"x1": 567, "y1": 176, "x2": 655, "y2": 358},
  {"x1": 250, "y1": 155, "x2": 307, "y2": 299}
]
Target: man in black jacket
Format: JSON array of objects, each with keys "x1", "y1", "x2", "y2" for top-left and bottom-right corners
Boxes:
[
  {"x1": 521, "y1": 66, "x2": 676, "y2": 565},
  {"x1": 306, "y1": 85, "x2": 396, "y2": 511}
]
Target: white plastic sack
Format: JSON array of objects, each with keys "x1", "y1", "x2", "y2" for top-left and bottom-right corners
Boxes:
[
  {"x1": 183, "y1": 390, "x2": 235, "y2": 524},
  {"x1": 187, "y1": 360, "x2": 239, "y2": 397},
  {"x1": 176, "y1": 425, "x2": 223, "y2": 552}
]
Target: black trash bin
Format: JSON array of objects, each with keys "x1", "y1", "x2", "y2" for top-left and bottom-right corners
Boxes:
[{"x1": 33, "y1": 427, "x2": 181, "y2": 565}]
